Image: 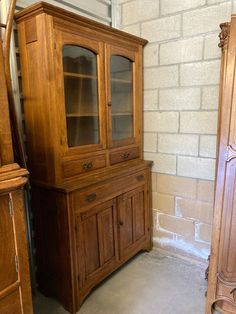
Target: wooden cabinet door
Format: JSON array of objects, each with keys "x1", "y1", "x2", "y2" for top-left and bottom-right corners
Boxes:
[
  {"x1": 105, "y1": 44, "x2": 141, "y2": 150},
  {"x1": 117, "y1": 186, "x2": 147, "y2": 259},
  {"x1": 0, "y1": 194, "x2": 24, "y2": 313},
  {"x1": 78, "y1": 199, "x2": 118, "y2": 286},
  {"x1": 55, "y1": 30, "x2": 106, "y2": 156}
]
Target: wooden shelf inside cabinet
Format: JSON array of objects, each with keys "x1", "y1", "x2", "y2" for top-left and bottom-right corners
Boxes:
[
  {"x1": 64, "y1": 72, "x2": 97, "y2": 80},
  {"x1": 66, "y1": 113, "x2": 99, "y2": 117},
  {"x1": 111, "y1": 78, "x2": 132, "y2": 84},
  {"x1": 112, "y1": 113, "x2": 133, "y2": 116}
]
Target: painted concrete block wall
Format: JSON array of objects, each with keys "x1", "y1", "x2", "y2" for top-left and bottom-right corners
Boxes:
[{"x1": 116, "y1": 0, "x2": 236, "y2": 261}]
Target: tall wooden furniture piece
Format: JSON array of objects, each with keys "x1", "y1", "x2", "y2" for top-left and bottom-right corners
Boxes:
[
  {"x1": 0, "y1": 29, "x2": 33, "y2": 314},
  {"x1": 15, "y1": 2, "x2": 152, "y2": 313},
  {"x1": 206, "y1": 17, "x2": 236, "y2": 314}
]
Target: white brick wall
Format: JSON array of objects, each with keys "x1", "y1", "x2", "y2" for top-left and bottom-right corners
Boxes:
[
  {"x1": 159, "y1": 88, "x2": 201, "y2": 110},
  {"x1": 160, "y1": 37, "x2": 203, "y2": 65},
  {"x1": 177, "y1": 156, "x2": 216, "y2": 180},
  {"x1": 141, "y1": 15, "x2": 181, "y2": 42},
  {"x1": 182, "y1": 3, "x2": 232, "y2": 36},
  {"x1": 158, "y1": 134, "x2": 199, "y2": 156},
  {"x1": 202, "y1": 86, "x2": 219, "y2": 109},
  {"x1": 144, "y1": 65, "x2": 179, "y2": 89},
  {"x1": 180, "y1": 60, "x2": 221, "y2": 86},
  {"x1": 144, "y1": 111, "x2": 179, "y2": 132},
  {"x1": 199, "y1": 135, "x2": 217, "y2": 157},
  {"x1": 144, "y1": 90, "x2": 158, "y2": 110},
  {"x1": 161, "y1": 0, "x2": 205, "y2": 15},
  {"x1": 116, "y1": 0, "x2": 236, "y2": 261},
  {"x1": 122, "y1": 0, "x2": 159, "y2": 25},
  {"x1": 180, "y1": 111, "x2": 218, "y2": 134},
  {"x1": 204, "y1": 33, "x2": 221, "y2": 59},
  {"x1": 144, "y1": 44, "x2": 159, "y2": 67}
]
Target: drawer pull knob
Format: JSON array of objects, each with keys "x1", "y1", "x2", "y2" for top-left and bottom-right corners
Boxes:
[
  {"x1": 121, "y1": 152, "x2": 130, "y2": 159},
  {"x1": 136, "y1": 174, "x2": 144, "y2": 181},
  {"x1": 83, "y1": 162, "x2": 93, "y2": 170},
  {"x1": 85, "y1": 193, "x2": 97, "y2": 202}
]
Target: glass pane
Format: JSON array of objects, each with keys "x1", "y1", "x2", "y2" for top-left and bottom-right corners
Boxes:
[
  {"x1": 110, "y1": 56, "x2": 133, "y2": 141},
  {"x1": 63, "y1": 45, "x2": 99, "y2": 147}
]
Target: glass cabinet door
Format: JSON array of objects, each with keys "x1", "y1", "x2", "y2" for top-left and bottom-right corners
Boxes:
[
  {"x1": 110, "y1": 56, "x2": 133, "y2": 142},
  {"x1": 61, "y1": 42, "x2": 104, "y2": 150},
  {"x1": 107, "y1": 46, "x2": 138, "y2": 148}
]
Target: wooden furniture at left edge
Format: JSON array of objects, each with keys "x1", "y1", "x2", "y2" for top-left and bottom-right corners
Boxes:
[{"x1": 0, "y1": 23, "x2": 33, "y2": 314}]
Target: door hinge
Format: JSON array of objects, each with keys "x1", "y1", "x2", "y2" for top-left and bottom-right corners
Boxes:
[
  {"x1": 15, "y1": 255, "x2": 19, "y2": 273},
  {"x1": 9, "y1": 193, "x2": 13, "y2": 216}
]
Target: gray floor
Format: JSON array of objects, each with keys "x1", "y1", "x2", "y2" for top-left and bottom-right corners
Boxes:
[{"x1": 33, "y1": 250, "x2": 208, "y2": 314}]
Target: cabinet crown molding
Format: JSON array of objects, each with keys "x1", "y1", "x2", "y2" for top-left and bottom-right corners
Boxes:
[{"x1": 15, "y1": 1, "x2": 148, "y2": 46}]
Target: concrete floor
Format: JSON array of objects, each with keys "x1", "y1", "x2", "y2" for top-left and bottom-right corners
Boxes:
[{"x1": 33, "y1": 250, "x2": 208, "y2": 314}]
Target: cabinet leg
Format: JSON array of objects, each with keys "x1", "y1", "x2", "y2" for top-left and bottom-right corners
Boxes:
[{"x1": 143, "y1": 240, "x2": 153, "y2": 252}]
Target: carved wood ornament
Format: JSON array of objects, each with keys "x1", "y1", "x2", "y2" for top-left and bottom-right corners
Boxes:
[
  {"x1": 218, "y1": 22, "x2": 230, "y2": 52},
  {"x1": 226, "y1": 145, "x2": 236, "y2": 162}
]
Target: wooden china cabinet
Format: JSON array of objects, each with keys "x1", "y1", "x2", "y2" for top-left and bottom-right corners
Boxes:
[
  {"x1": 206, "y1": 17, "x2": 236, "y2": 314},
  {"x1": 0, "y1": 27, "x2": 33, "y2": 314},
  {"x1": 15, "y1": 2, "x2": 152, "y2": 313}
]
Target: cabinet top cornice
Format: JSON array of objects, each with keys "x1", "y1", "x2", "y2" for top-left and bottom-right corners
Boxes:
[{"x1": 15, "y1": 1, "x2": 148, "y2": 46}]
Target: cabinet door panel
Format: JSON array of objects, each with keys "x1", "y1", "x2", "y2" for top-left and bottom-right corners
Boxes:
[
  {"x1": 97, "y1": 207, "x2": 115, "y2": 264},
  {"x1": 56, "y1": 30, "x2": 106, "y2": 156},
  {"x1": 106, "y1": 44, "x2": 140, "y2": 149},
  {"x1": 120, "y1": 196, "x2": 133, "y2": 251},
  {"x1": 133, "y1": 190, "x2": 145, "y2": 242},
  {"x1": 0, "y1": 290, "x2": 22, "y2": 314},
  {"x1": 118, "y1": 186, "x2": 146, "y2": 259},
  {"x1": 0, "y1": 195, "x2": 18, "y2": 291},
  {"x1": 218, "y1": 153, "x2": 236, "y2": 281},
  {"x1": 79, "y1": 199, "x2": 118, "y2": 284},
  {"x1": 82, "y1": 215, "x2": 100, "y2": 276}
]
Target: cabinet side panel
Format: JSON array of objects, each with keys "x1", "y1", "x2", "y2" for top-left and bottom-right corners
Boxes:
[
  {"x1": 32, "y1": 187, "x2": 75, "y2": 312},
  {"x1": 17, "y1": 15, "x2": 59, "y2": 183}
]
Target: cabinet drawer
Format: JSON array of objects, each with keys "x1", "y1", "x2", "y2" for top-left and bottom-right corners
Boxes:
[
  {"x1": 110, "y1": 147, "x2": 139, "y2": 165},
  {"x1": 62, "y1": 154, "x2": 106, "y2": 178},
  {"x1": 74, "y1": 170, "x2": 146, "y2": 210}
]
